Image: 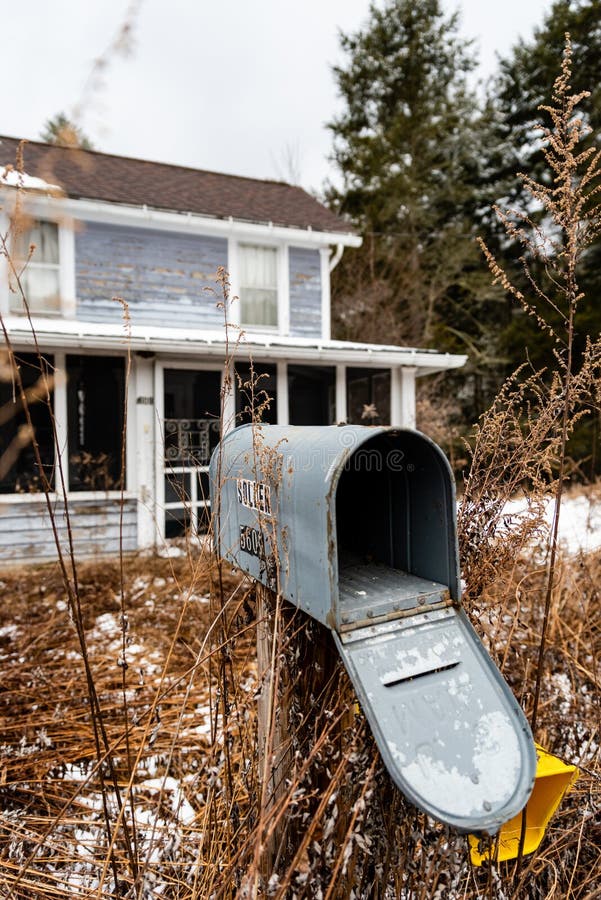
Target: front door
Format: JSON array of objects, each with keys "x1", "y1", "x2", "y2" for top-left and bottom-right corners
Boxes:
[{"x1": 160, "y1": 367, "x2": 222, "y2": 539}]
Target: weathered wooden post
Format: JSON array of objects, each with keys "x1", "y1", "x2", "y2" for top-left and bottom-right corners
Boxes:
[{"x1": 255, "y1": 582, "x2": 290, "y2": 871}]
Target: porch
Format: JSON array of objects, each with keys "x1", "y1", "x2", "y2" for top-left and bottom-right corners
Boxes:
[{"x1": 1, "y1": 320, "x2": 466, "y2": 557}]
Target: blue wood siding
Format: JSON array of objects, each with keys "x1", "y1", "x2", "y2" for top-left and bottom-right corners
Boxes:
[
  {"x1": 76, "y1": 222, "x2": 228, "y2": 327},
  {"x1": 289, "y1": 248, "x2": 322, "y2": 338},
  {"x1": 0, "y1": 497, "x2": 138, "y2": 562}
]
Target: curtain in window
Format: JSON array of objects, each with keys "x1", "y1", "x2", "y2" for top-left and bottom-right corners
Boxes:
[
  {"x1": 16, "y1": 221, "x2": 59, "y2": 264},
  {"x1": 239, "y1": 245, "x2": 278, "y2": 327},
  {"x1": 11, "y1": 220, "x2": 60, "y2": 312}
]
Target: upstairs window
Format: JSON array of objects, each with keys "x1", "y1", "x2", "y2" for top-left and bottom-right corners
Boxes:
[
  {"x1": 239, "y1": 244, "x2": 278, "y2": 328},
  {"x1": 10, "y1": 219, "x2": 61, "y2": 314}
]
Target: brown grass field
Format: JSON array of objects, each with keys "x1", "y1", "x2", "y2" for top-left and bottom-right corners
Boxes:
[{"x1": 0, "y1": 535, "x2": 599, "y2": 899}]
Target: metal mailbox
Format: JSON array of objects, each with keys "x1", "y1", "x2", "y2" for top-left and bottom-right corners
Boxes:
[{"x1": 210, "y1": 424, "x2": 536, "y2": 834}]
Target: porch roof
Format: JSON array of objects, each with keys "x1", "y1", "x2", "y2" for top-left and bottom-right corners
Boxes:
[{"x1": 6, "y1": 316, "x2": 467, "y2": 376}]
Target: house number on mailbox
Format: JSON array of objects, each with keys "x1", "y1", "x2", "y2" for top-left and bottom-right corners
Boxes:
[{"x1": 239, "y1": 525, "x2": 265, "y2": 558}]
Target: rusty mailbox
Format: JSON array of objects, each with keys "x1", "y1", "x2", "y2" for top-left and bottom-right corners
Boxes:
[{"x1": 210, "y1": 424, "x2": 536, "y2": 834}]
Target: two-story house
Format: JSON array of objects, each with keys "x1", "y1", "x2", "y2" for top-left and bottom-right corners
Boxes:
[{"x1": 0, "y1": 136, "x2": 466, "y2": 561}]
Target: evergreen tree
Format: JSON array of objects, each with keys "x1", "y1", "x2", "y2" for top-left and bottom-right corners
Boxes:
[
  {"x1": 486, "y1": 2, "x2": 601, "y2": 470},
  {"x1": 490, "y1": 0, "x2": 601, "y2": 360},
  {"x1": 40, "y1": 113, "x2": 94, "y2": 150},
  {"x1": 327, "y1": 0, "x2": 502, "y2": 419}
]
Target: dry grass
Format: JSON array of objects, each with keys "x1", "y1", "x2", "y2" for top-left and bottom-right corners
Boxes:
[
  {"x1": 0, "y1": 537, "x2": 599, "y2": 899},
  {"x1": 1, "y1": 36, "x2": 599, "y2": 900},
  {"x1": 0, "y1": 551, "x2": 256, "y2": 898}
]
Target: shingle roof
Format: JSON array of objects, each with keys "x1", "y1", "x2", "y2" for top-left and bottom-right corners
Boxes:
[{"x1": 0, "y1": 136, "x2": 353, "y2": 235}]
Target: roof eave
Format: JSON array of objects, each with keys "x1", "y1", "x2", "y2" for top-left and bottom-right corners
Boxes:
[
  {"x1": 0, "y1": 184, "x2": 362, "y2": 247},
  {"x1": 6, "y1": 317, "x2": 465, "y2": 369}
]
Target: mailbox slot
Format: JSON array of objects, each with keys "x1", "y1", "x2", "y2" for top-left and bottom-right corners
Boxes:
[{"x1": 333, "y1": 606, "x2": 536, "y2": 833}]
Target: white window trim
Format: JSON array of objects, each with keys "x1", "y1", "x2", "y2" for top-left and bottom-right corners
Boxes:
[
  {"x1": 226, "y1": 237, "x2": 240, "y2": 329},
  {"x1": 279, "y1": 244, "x2": 290, "y2": 337},
  {"x1": 154, "y1": 359, "x2": 225, "y2": 545},
  {"x1": 4, "y1": 216, "x2": 75, "y2": 319},
  {"x1": 58, "y1": 224, "x2": 76, "y2": 316},
  {"x1": 237, "y1": 242, "x2": 280, "y2": 333},
  {"x1": 12, "y1": 220, "x2": 61, "y2": 316},
  {"x1": 0, "y1": 350, "x2": 133, "y2": 501},
  {"x1": 3, "y1": 490, "x2": 138, "y2": 504},
  {"x1": 232, "y1": 239, "x2": 292, "y2": 337}
]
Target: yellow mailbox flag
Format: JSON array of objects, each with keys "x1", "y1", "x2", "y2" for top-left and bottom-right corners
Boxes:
[{"x1": 469, "y1": 745, "x2": 578, "y2": 865}]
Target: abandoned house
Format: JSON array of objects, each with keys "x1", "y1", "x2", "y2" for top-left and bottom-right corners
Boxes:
[{"x1": 0, "y1": 136, "x2": 466, "y2": 560}]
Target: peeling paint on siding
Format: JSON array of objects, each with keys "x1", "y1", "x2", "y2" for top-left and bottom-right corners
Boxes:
[
  {"x1": 76, "y1": 222, "x2": 228, "y2": 327},
  {"x1": 289, "y1": 247, "x2": 322, "y2": 338},
  {"x1": 0, "y1": 498, "x2": 138, "y2": 562}
]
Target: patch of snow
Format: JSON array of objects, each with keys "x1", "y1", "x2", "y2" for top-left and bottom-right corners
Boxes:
[
  {"x1": 502, "y1": 493, "x2": 601, "y2": 554},
  {"x1": 193, "y1": 703, "x2": 213, "y2": 737},
  {"x1": 93, "y1": 613, "x2": 119, "y2": 636},
  {"x1": 551, "y1": 672, "x2": 573, "y2": 717},
  {"x1": 128, "y1": 575, "x2": 152, "y2": 600},
  {"x1": 0, "y1": 623, "x2": 19, "y2": 640},
  {"x1": 157, "y1": 545, "x2": 185, "y2": 558},
  {"x1": 0, "y1": 165, "x2": 62, "y2": 193},
  {"x1": 187, "y1": 592, "x2": 210, "y2": 604},
  {"x1": 63, "y1": 762, "x2": 94, "y2": 782},
  {"x1": 138, "y1": 776, "x2": 197, "y2": 825},
  {"x1": 400, "y1": 711, "x2": 521, "y2": 819}
]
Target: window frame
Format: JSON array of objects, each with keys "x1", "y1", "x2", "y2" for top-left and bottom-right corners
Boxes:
[
  {"x1": 238, "y1": 242, "x2": 279, "y2": 330},
  {"x1": 154, "y1": 359, "x2": 225, "y2": 543},
  {"x1": 0, "y1": 349, "x2": 135, "y2": 502},
  {"x1": 0, "y1": 351, "x2": 56, "y2": 495},
  {"x1": 231, "y1": 240, "x2": 289, "y2": 335},
  {"x1": 4, "y1": 215, "x2": 75, "y2": 318},
  {"x1": 66, "y1": 353, "x2": 128, "y2": 493}
]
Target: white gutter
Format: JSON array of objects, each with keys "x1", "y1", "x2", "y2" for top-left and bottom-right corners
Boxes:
[
  {"x1": 6, "y1": 317, "x2": 466, "y2": 374},
  {"x1": 329, "y1": 242, "x2": 345, "y2": 271},
  {"x1": 0, "y1": 186, "x2": 363, "y2": 249}
]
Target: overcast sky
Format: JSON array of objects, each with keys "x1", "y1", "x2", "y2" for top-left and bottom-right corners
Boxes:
[{"x1": 2, "y1": 0, "x2": 553, "y2": 192}]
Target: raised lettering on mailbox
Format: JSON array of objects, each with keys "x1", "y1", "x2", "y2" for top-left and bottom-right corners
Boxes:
[{"x1": 236, "y1": 478, "x2": 272, "y2": 516}]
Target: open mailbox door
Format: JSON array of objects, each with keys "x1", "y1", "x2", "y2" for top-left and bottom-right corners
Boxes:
[{"x1": 211, "y1": 424, "x2": 536, "y2": 835}]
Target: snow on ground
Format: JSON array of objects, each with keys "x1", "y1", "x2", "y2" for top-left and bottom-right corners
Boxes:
[{"x1": 502, "y1": 491, "x2": 601, "y2": 554}]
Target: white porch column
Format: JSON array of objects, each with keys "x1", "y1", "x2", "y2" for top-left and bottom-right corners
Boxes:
[
  {"x1": 0, "y1": 211, "x2": 8, "y2": 315},
  {"x1": 53, "y1": 352, "x2": 69, "y2": 493},
  {"x1": 335, "y1": 364, "x2": 347, "y2": 423},
  {"x1": 133, "y1": 355, "x2": 156, "y2": 548},
  {"x1": 222, "y1": 359, "x2": 236, "y2": 434},
  {"x1": 276, "y1": 360, "x2": 289, "y2": 425},
  {"x1": 390, "y1": 366, "x2": 417, "y2": 428}
]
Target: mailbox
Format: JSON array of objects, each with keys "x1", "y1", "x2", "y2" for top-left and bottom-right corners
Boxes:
[{"x1": 210, "y1": 424, "x2": 536, "y2": 835}]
